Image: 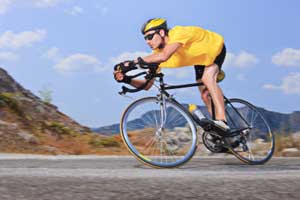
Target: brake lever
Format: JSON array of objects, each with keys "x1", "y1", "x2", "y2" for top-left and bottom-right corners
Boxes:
[{"x1": 119, "y1": 86, "x2": 129, "y2": 96}]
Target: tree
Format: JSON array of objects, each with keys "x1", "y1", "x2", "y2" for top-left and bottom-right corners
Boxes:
[{"x1": 38, "y1": 87, "x2": 53, "y2": 103}]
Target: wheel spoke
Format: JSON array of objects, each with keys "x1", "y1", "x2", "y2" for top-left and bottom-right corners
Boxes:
[
  {"x1": 144, "y1": 136, "x2": 157, "y2": 154},
  {"x1": 247, "y1": 141, "x2": 255, "y2": 160},
  {"x1": 121, "y1": 97, "x2": 197, "y2": 168},
  {"x1": 225, "y1": 98, "x2": 274, "y2": 164}
]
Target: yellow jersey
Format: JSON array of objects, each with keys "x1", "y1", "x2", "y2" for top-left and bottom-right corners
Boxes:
[{"x1": 155, "y1": 26, "x2": 224, "y2": 68}]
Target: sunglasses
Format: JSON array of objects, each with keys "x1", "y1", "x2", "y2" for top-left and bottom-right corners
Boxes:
[{"x1": 144, "y1": 30, "x2": 160, "y2": 41}]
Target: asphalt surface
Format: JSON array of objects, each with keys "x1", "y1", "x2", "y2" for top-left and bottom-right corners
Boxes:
[{"x1": 0, "y1": 155, "x2": 299, "y2": 200}]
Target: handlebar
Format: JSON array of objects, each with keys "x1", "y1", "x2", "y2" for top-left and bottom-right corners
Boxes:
[{"x1": 118, "y1": 63, "x2": 159, "y2": 96}]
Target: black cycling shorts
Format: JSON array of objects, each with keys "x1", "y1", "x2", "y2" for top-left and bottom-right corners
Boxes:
[{"x1": 194, "y1": 44, "x2": 226, "y2": 81}]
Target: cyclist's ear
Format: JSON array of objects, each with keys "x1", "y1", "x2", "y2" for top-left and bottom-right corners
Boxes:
[{"x1": 159, "y1": 29, "x2": 166, "y2": 37}]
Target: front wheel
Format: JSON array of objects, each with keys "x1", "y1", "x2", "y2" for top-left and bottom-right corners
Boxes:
[
  {"x1": 120, "y1": 97, "x2": 198, "y2": 168},
  {"x1": 225, "y1": 98, "x2": 275, "y2": 165}
]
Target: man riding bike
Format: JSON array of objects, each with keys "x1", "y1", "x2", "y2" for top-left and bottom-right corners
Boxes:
[{"x1": 113, "y1": 18, "x2": 229, "y2": 131}]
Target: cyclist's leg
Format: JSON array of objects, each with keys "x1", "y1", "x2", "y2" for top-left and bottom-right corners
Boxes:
[
  {"x1": 194, "y1": 65, "x2": 212, "y2": 115},
  {"x1": 201, "y1": 45, "x2": 227, "y2": 123},
  {"x1": 202, "y1": 65, "x2": 226, "y2": 121}
]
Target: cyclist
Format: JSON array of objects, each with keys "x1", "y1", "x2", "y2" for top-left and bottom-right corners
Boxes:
[{"x1": 114, "y1": 18, "x2": 229, "y2": 131}]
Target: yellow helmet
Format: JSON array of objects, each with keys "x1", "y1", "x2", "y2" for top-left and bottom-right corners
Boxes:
[{"x1": 141, "y1": 18, "x2": 167, "y2": 34}]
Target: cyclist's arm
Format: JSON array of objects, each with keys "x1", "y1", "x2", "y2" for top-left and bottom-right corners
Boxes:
[
  {"x1": 130, "y1": 78, "x2": 155, "y2": 90},
  {"x1": 129, "y1": 43, "x2": 181, "y2": 90},
  {"x1": 137, "y1": 43, "x2": 182, "y2": 63}
]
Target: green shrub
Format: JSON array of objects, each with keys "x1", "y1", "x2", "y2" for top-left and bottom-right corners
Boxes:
[
  {"x1": 0, "y1": 92, "x2": 24, "y2": 116},
  {"x1": 38, "y1": 87, "x2": 53, "y2": 103},
  {"x1": 89, "y1": 136, "x2": 120, "y2": 148},
  {"x1": 43, "y1": 121, "x2": 77, "y2": 136}
]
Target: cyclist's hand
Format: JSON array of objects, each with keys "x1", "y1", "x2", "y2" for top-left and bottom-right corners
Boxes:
[
  {"x1": 137, "y1": 57, "x2": 159, "y2": 71},
  {"x1": 123, "y1": 60, "x2": 135, "y2": 67},
  {"x1": 113, "y1": 71, "x2": 124, "y2": 81},
  {"x1": 114, "y1": 73, "x2": 133, "y2": 84},
  {"x1": 114, "y1": 61, "x2": 137, "y2": 74},
  {"x1": 113, "y1": 67, "x2": 133, "y2": 84}
]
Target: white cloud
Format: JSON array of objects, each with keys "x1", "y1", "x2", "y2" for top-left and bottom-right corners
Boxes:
[
  {"x1": 272, "y1": 48, "x2": 300, "y2": 67},
  {"x1": 0, "y1": 51, "x2": 18, "y2": 61},
  {"x1": 54, "y1": 53, "x2": 103, "y2": 73},
  {"x1": 224, "y1": 51, "x2": 259, "y2": 68},
  {"x1": 43, "y1": 47, "x2": 61, "y2": 62},
  {"x1": 32, "y1": 0, "x2": 66, "y2": 8},
  {"x1": 65, "y1": 6, "x2": 83, "y2": 16},
  {"x1": 263, "y1": 73, "x2": 300, "y2": 94},
  {"x1": 108, "y1": 51, "x2": 149, "y2": 75},
  {"x1": 109, "y1": 51, "x2": 149, "y2": 65},
  {"x1": 51, "y1": 50, "x2": 144, "y2": 74},
  {"x1": 0, "y1": 0, "x2": 13, "y2": 14},
  {"x1": 263, "y1": 84, "x2": 279, "y2": 90},
  {"x1": 0, "y1": 29, "x2": 47, "y2": 49}
]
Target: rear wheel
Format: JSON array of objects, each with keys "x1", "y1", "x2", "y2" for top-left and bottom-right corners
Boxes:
[
  {"x1": 225, "y1": 98, "x2": 275, "y2": 164},
  {"x1": 120, "y1": 97, "x2": 198, "y2": 168}
]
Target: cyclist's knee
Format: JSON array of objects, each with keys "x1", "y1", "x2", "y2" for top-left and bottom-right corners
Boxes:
[
  {"x1": 202, "y1": 75, "x2": 217, "y2": 85},
  {"x1": 203, "y1": 64, "x2": 219, "y2": 82}
]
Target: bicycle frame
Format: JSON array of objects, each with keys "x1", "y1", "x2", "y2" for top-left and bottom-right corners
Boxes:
[{"x1": 152, "y1": 73, "x2": 251, "y2": 136}]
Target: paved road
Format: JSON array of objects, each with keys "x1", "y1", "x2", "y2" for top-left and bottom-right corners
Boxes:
[{"x1": 0, "y1": 155, "x2": 299, "y2": 200}]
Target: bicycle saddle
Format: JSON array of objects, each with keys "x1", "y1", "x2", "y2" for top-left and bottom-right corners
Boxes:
[{"x1": 217, "y1": 70, "x2": 225, "y2": 82}]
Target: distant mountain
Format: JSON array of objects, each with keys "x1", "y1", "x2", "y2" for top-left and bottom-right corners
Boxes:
[{"x1": 94, "y1": 104, "x2": 300, "y2": 136}]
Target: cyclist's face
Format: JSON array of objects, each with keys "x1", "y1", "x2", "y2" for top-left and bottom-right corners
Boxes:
[{"x1": 144, "y1": 30, "x2": 163, "y2": 49}]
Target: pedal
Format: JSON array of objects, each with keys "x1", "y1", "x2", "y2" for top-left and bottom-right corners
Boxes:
[{"x1": 195, "y1": 118, "x2": 212, "y2": 129}]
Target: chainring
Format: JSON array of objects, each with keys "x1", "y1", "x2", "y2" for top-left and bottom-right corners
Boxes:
[{"x1": 202, "y1": 131, "x2": 229, "y2": 153}]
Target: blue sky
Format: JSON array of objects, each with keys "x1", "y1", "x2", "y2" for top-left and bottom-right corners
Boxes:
[{"x1": 0, "y1": 0, "x2": 300, "y2": 127}]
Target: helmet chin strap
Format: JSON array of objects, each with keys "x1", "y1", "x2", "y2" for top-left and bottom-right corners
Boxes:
[{"x1": 158, "y1": 43, "x2": 164, "y2": 49}]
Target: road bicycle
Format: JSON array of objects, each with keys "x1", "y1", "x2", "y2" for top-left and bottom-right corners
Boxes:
[{"x1": 117, "y1": 65, "x2": 275, "y2": 168}]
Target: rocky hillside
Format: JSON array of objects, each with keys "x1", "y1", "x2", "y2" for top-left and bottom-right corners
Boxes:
[{"x1": 0, "y1": 68, "x2": 125, "y2": 155}]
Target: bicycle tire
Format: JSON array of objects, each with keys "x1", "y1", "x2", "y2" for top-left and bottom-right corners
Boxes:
[
  {"x1": 120, "y1": 97, "x2": 198, "y2": 168},
  {"x1": 225, "y1": 98, "x2": 275, "y2": 165}
]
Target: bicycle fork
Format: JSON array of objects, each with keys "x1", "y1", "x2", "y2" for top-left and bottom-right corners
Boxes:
[{"x1": 158, "y1": 95, "x2": 167, "y2": 131}]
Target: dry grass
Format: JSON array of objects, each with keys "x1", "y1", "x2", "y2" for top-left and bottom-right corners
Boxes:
[
  {"x1": 36, "y1": 131, "x2": 126, "y2": 155},
  {"x1": 89, "y1": 135, "x2": 121, "y2": 148},
  {"x1": 274, "y1": 133, "x2": 300, "y2": 156}
]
